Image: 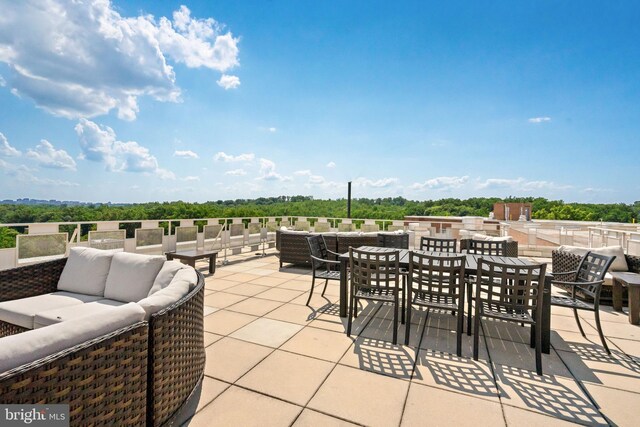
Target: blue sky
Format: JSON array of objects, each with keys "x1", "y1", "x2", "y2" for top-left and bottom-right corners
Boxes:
[{"x1": 0, "y1": 1, "x2": 638, "y2": 203}]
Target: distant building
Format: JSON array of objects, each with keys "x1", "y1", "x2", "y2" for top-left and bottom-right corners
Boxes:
[{"x1": 493, "y1": 203, "x2": 532, "y2": 221}]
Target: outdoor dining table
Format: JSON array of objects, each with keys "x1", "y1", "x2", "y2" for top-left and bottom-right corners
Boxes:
[{"x1": 338, "y1": 246, "x2": 552, "y2": 353}]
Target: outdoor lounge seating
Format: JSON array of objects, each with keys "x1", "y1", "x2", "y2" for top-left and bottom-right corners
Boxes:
[
  {"x1": 0, "y1": 247, "x2": 205, "y2": 426},
  {"x1": 460, "y1": 235, "x2": 518, "y2": 257},
  {"x1": 550, "y1": 251, "x2": 616, "y2": 354},
  {"x1": 420, "y1": 236, "x2": 457, "y2": 252}
]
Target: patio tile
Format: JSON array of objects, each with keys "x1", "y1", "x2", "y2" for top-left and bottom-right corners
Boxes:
[
  {"x1": 485, "y1": 337, "x2": 571, "y2": 377},
  {"x1": 237, "y1": 350, "x2": 334, "y2": 406},
  {"x1": 401, "y1": 383, "x2": 504, "y2": 426},
  {"x1": 478, "y1": 319, "x2": 532, "y2": 345},
  {"x1": 225, "y1": 297, "x2": 283, "y2": 317},
  {"x1": 203, "y1": 332, "x2": 224, "y2": 348},
  {"x1": 308, "y1": 364, "x2": 409, "y2": 427},
  {"x1": 188, "y1": 386, "x2": 302, "y2": 427},
  {"x1": 420, "y1": 323, "x2": 489, "y2": 360},
  {"x1": 280, "y1": 327, "x2": 353, "y2": 362},
  {"x1": 291, "y1": 292, "x2": 339, "y2": 307},
  {"x1": 224, "y1": 282, "x2": 270, "y2": 297},
  {"x1": 582, "y1": 318, "x2": 640, "y2": 341},
  {"x1": 411, "y1": 350, "x2": 500, "y2": 402},
  {"x1": 339, "y1": 337, "x2": 416, "y2": 380},
  {"x1": 292, "y1": 409, "x2": 358, "y2": 427},
  {"x1": 194, "y1": 376, "x2": 229, "y2": 413},
  {"x1": 608, "y1": 336, "x2": 640, "y2": 361},
  {"x1": 207, "y1": 268, "x2": 237, "y2": 279},
  {"x1": 555, "y1": 347, "x2": 640, "y2": 390},
  {"x1": 204, "y1": 337, "x2": 272, "y2": 383},
  {"x1": 264, "y1": 303, "x2": 318, "y2": 325},
  {"x1": 203, "y1": 305, "x2": 218, "y2": 317},
  {"x1": 230, "y1": 318, "x2": 303, "y2": 348},
  {"x1": 205, "y1": 278, "x2": 241, "y2": 292},
  {"x1": 493, "y1": 363, "x2": 608, "y2": 425},
  {"x1": 246, "y1": 276, "x2": 290, "y2": 286},
  {"x1": 223, "y1": 272, "x2": 263, "y2": 283},
  {"x1": 278, "y1": 279, "x2": 312, "y2": 291},
  {"x1": 244, "y1": 268, "x2": 278, "y2": 276},
  {"x1": 203, "y1": 310, "x2": 257, "y2": 336},
  {"x1": 256, "y1": 287, "x2": 305, "y2": 302},
  {"x1": 550, "y1": 314, "x2": 598, "y2": 335},
  {"x1": 307, "y1": 314, "x2": 348, "y2": 333},
  {"x1": 502, "y1": 405, "x2": 578, "y2": 426},
  {"x1": 582, "y1": 382, "x2": 640, "y2": 427},
  {"x1": 550, "y1": 328, "x2": 612, "y2": 353},
  {"x1": 203, "y1": 292, "x2": 247, "y2": 309}
]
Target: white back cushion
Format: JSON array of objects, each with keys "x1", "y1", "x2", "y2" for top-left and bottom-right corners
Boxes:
[
  {"x1": 57, "y1": 247, "x2": 115, "y2": 296},
  {"x1": 104, "y1": 252, "x2": 166, "y2": 302},
  {"x1": 472, "y1": 233, "x2": 513, "y2": 242},
  {"x1": 148, "y1": 260, "x2": 187, "y2": 296},
  {"x1": 138, "y1": 280, "x2": 190, "y2": 320},
  {"x1": 0, "y1": 303, "x2": 145, "y2": 374},
  {"x1": 558, "y1": 245, "x2": 628, "y2": 272}
]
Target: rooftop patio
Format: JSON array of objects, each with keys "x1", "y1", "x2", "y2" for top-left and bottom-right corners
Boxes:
[{"x1": 182, "y1": 249, "x2": 639, "y2": 427}]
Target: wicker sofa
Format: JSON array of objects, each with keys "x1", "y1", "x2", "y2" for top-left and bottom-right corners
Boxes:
[
  {"x1": 276, "y1": 229, "x2": 388, "y2": 267},
  {"x1": 0, "y1": 248, "x2": 205, "y2": 427},
  {"x1": 552, "y1": 247, "x2": 640, "y2": 304}
]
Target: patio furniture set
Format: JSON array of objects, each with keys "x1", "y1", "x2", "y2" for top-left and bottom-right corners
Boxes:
[
  {"x1": 300, "y1": 235, "x2": 627, "y2": 376},
  {"x1": 0, "y1": 247, "x2": 206, "y2": 426}
]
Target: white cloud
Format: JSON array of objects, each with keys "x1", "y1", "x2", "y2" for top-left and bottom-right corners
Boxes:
[
  {"x1": 26, "y1": 139, "x2": 76, "y2": 170},
  {"x1": 257, "y1": 158, "x2": 289, "y2": 181},
  {"x1": 0, "y1": 2, "x2": 239, "y2": 120},
  {"x1": 353, "y1": 177, "x2": 398, "y2": 188},
  {"x1": 225, "y1": 168, "x2": 246, "y2": 176},
  {"x1": 294, "y1": 170, "x2": 311, "y2": 176},
  {"x1": 0, "y1": 160, "x2": 78, "y2": 186},
  {"x1": 0, "y1": 75, "x2": 5, "y2": 87},
  {"x1": 258, "y1": 126, "x2": 277, "y2": 133},
  {"x1": 528, "y1": 117, "x2": 551, "y2": 123},
  {"x1": 74, "y1": 118, "x2": 174, "y2": 179},
  {"x1": 411, "y1": 176, "x2": 469, "y2": 191},
  {"x1": 0, "y1": 132, "x2": 21, "y2": 156},
  {"x1": 183, "y1": 175, "x2": 200, "y2": 181},
  {"x1": 476, "y1": 177, "x2": 571, "y2": 191},
  {"x1": 174, "y1": 150, "x2": 199, "y2": 159},
  {"x1": 326, "y1": 161, "x2": 336, "y2": 168},
  {"x1": 214, "y1": 151, "x2": 255, "y2": 162},
  {"x1": 217, "y1": 74, "x2": 240, "y2": 90}
]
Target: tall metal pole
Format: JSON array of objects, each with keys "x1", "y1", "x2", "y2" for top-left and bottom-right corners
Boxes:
[{"x1": 347, "y1": 181, "x2": 352, "y2": 218}]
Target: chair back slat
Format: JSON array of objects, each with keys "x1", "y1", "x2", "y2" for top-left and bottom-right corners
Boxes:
[
  {"x1": 420, "y1": 237, "x2": 457, "y2": 253},
  {"x1": 476, "y1": 258, "x2": 546, "y2": 312},
  {"x1": 575, "y1": 252, "x2": 616, "y2": 295},
  {"x1": 306, "y1": 235, "x2": 328, "y2": 269},
  {"x1": 467, "y1": 239, "x2": 506, "y2": 256},
  {"x1": 349, "y1": 248, "x2": 400, "y2": 290},
  {"x1": 408, "y1": 252, "x2": 465, "y2": 304}
]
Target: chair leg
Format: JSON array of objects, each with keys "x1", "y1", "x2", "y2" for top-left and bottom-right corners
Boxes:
[
  {"x1": 321, "y1": 278, "x2": 329, "y2": 297},
  {"x1": 594, "y1": 309, "x2": 611, "y2": 354},
  {"x1": 305, "y1": 275, "x2": 316, "y2": 306},
  {"x1": 401, "y1": 284, "x2": 405, "y2": 325},
  {"x1": 473, "y1": 309, "x2": 481, "y2": 361},
  {"x1": 573, "y1": 308, "x2": 586, "y2": 337},
  {"x1": 466, "y1": 281, "x2": 473, "y2": 336},
  {"x1": 347, "y1": 295, "x2": 355, "y2": 337},
  {"x1": 405, "y1": 299, "x2": 412, "y2": 346},
  {"x1": 392, "y1": 295, "x2": 398, "y2": 345},
  {"x1": 535, "y1": 321, "x2": 543, "y2": 375},
  {"x1": 456, "y1": 309, "x2": 463, "y2": 357}
]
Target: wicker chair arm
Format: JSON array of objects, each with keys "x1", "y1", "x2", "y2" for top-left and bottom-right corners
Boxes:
[
  {"x1": 550, "y1": 269, "x2": 578, "y2": 277},
  {"x1": 0, "y1": 258, "x2": 66, "y2": 302}
]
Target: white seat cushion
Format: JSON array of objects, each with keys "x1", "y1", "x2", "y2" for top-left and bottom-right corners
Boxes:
[
  {"x1": 0, "y1": 291, "x2": 101, "y2": 329},
  {"x1": 34, "y1": 299, "x2": 126, "y2": 328},
  {"x1": 472, "y1": 233, "x2": 513, "y2": 242},
  {"x1": 148, "y1": 260, "x2": 187, "y2": 296},
  {"x1": 57, "y1": 247, "x2": 115, "y2": 296},
  {"x1": 103, "y1": 252, "x2": 166, "y2": 303},
  {"x1": 0, "y1": 303, "x2": 145, "y2": 374}
]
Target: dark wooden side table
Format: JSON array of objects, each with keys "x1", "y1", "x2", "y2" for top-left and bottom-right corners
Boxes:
[
  {"x1": 611, "y1": 272, "x2": 640, "y2": 325},
  {"x1": 165, "y1": 249, "x2": 218, "y2": 274}
]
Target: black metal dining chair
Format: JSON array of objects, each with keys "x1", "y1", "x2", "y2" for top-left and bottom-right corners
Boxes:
[
  {"x1": 405, "y1": 251, "x2": 466, "y2": 355},
  {"x1": 305, "y1": 235, "x2": 341, "y2": 306},
  {"x1": 347, "y1": 247, "x2": 403, "y2": 344},
  {"x1": 420, "y1": 236, "x2": 457, "y2": 253},
  {"x1": 472, "y1": 258, "x2": 547, "y2": 375},
  {"x1": 550, "y1": 251, "x2": 616, "y2": 354}
]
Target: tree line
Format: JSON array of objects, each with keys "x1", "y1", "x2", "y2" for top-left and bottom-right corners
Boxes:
[{"x1": 0, "y1": 196, "x2": 638, "y2": 248}]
